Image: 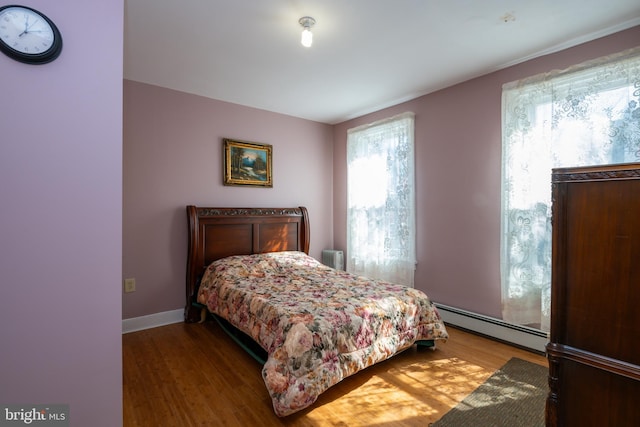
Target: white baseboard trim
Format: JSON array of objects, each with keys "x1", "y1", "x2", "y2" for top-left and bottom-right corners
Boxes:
[
  {"x1": 435, "y1": 303, "x2": 549, "y2": 353},
  {"x1": 122, "y1": 308, "x2": 184, "y2": 334}
]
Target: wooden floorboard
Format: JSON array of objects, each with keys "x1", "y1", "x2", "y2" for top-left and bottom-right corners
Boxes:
[{"x1": 123, "y1": 320, "x2": 547, "y2": 426}]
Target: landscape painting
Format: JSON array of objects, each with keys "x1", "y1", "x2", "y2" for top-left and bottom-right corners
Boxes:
[{"x1": 223, "y1": 138, "x2": 273, "y2": 187}]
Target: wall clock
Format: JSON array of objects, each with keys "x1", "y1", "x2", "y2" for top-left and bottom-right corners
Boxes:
[{"x1": 0, "y1": 4, "x2": 62, "y2": 64}]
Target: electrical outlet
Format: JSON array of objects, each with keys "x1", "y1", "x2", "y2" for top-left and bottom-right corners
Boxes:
[{"x1": 124, "y1": 278, "x2": 136, "y2": 293}]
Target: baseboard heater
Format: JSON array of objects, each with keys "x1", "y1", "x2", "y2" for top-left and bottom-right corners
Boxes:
[{"x1": 435, "y1": 303, "x2": 549, "y2": 354}]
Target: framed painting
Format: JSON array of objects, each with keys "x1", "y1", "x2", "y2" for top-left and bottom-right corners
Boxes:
[{"x1": 223, "y1": 138, "x2": 273, "y2": 187}]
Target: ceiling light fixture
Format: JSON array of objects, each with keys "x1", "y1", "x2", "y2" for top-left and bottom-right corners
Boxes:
[{"x1": 299, "y1": 16, "x2": 316, "y2": 48}]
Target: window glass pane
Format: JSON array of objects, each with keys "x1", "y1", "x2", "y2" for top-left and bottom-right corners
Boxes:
[{"x1": 501, "y1": 48, "x2": 640, "y2": 331}]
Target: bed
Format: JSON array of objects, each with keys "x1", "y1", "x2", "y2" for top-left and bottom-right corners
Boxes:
[{"x1": 185, "y1": 205, "x2": 448, "y2": 416}]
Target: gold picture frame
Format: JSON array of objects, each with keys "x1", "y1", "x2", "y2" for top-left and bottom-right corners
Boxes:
[{"x1": 223, "y1": 138, "x2": 273, "y2": 187}]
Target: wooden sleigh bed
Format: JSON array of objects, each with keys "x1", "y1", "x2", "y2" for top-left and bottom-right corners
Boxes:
[{"x1": 185, "y1": 205, "x2": 448, "y2": 416}]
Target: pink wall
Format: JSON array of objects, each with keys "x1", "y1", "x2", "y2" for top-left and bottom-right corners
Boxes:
[
  {"x1": 123, "y1": 81, "x2": 334, "y2": 319},
  {"x1": 122, "y1": 26, "x2": 639, "y2": 322},
  {"x1": 333, "y1": 26, "x2": 640, "y2": 319},
  {"x1": 0, "y1": 1, "x2": 123, "y2": 426}
]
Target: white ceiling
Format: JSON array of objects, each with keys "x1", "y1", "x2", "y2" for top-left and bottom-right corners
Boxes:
[{"x1": 124, "y1": 0, "x2": 640, "y2": 124}]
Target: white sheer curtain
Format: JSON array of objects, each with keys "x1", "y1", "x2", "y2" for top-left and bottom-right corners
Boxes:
[
  {"x1": 346, "y1": 112, "x2": 416, "y2": 287},
  {"x1": 501, "y1": 47, "x2": 640, "y2": 331}
]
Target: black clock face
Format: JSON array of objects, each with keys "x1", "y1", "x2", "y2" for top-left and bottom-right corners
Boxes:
[{"x1": 0, "y1": 5, "x2": 63, "y2": 64}]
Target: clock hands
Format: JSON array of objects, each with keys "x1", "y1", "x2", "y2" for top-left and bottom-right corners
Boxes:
[
  {"x1": 18, "y1": 14, "x2": 41, "y2": 38},
  {"x1": 18, "y1": 13, "x2": 29, "y2": 37}
]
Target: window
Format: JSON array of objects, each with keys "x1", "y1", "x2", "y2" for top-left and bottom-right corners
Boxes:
[
  {"x1": 347, "y1": 112, "x2": 416, "y2": 286},
  {"x1": 501, "y1": 47, "x2": 640, "y2": 331}
]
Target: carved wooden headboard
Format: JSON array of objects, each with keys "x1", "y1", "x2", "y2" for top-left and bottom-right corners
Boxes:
[{"x1": 185, "y1": 206, "x2": 310, "y2": 322}]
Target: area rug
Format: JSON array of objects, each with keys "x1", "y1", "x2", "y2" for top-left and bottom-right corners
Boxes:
[{"x1": 432, "y1": 357, "x2": 547, "y2": 427}]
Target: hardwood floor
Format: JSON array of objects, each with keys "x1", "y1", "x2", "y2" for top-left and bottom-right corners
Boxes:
[{"x1": 123, "y1": 321, "x2": 547, "y2": 426}]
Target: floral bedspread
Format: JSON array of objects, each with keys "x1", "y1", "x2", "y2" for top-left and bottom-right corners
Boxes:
[{"x1": 197, "y1": 251, "x2": 448, "y2": 416}]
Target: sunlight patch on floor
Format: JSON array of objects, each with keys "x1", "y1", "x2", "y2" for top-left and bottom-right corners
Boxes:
[
  {"x1": 305, "y1": 357, "x2": 493, "y2": 426},
  {"x1": 452, "y1": 380, "x2": 540, "y2": 411}
]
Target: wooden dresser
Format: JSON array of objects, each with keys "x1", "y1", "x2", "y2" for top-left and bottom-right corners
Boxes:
[{"x1": 546, "y1": 163, "x2": 640, "y2": 426}]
